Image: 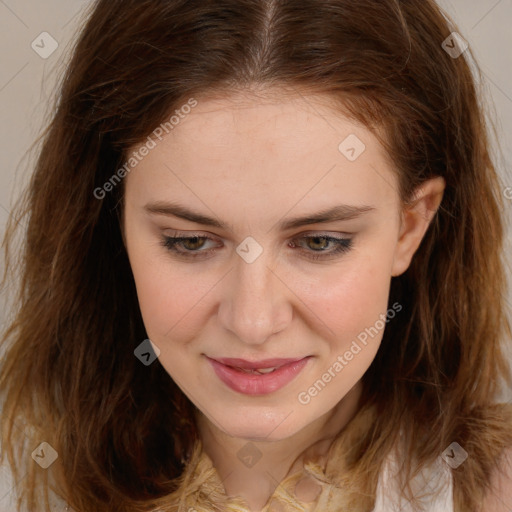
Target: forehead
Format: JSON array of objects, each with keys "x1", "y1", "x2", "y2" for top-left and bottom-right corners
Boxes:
[
  {"x1": 167, "y1": 90, "x2": 366, "y2": 155},
  {"x1": 124, "y1": 89, "x2": 400, "y2": 214}
]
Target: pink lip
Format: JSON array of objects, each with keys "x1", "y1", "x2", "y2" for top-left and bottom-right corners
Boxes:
[
  {"x1": 213, "y1": 357, "x2": 305, "y2": 370},
  {"x1": 206, "y1": 356, "x2": 311, "y2": 395}
]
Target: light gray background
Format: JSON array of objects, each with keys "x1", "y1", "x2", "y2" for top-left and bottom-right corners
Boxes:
[{"x1": 0, "y1": 0, "x2": 512, "y2": 509}]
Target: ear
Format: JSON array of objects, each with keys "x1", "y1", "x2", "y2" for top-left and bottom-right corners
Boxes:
[{"x1": 391, "y1": 176, "x2": 446, "y2": 277}]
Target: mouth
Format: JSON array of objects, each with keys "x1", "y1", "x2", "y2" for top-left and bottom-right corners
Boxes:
[
  {"x1": 209, "y1": 357, "x2": 307, "y2": 373},
  {"x1": 206, "y1": 356, "x2": 312, "y2": 395}
]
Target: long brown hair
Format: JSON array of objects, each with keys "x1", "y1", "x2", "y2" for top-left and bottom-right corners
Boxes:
[{"x1": 1, "y1": 0, "x2": 511, "y2": 510}]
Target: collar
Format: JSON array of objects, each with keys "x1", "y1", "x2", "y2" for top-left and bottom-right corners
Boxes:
[{"x1": 160, "y1": 404, "x2": 379, "y2": 512}]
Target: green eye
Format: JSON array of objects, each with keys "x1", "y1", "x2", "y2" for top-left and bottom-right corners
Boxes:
[
  {"x1": 289, "y1": 235, "x2": 353, "y2": 260},
  {"x1": 160, "y1": 234, "x2": 353, "y2": 261}
]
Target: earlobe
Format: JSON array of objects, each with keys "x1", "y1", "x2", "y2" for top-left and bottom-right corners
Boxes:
[{"x1": 391, "y1": 177, "x2": 446, "y2": 277}]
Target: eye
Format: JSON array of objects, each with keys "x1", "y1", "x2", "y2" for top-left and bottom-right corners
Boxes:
[
  {"x1": 160, "y1": 232, "x2": 353, "y2": 261},
  {"x1": 288, "y1": 234, "x2": 353, "y2": 261},
  {"x1": 160, "y1": 235, "x2": 219, "y2": 259}
]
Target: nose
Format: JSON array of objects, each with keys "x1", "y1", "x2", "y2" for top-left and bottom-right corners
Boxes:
[{"x1": 217, "y1": 250, "x2": 293, "y2": 346}]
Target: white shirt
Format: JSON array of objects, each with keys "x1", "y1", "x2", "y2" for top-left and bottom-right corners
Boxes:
[{"x1": 373, "y1": 443, "x2": 453, "y2": 512}]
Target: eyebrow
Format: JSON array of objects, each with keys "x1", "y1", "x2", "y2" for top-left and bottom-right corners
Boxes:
[{"x1": 144, "y1": 201, "x2": 375, "y2": 231}]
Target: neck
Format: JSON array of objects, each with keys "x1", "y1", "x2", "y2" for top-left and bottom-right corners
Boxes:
[{"x1": 195, "y1": 381, "x2": 364, "y2": 511}]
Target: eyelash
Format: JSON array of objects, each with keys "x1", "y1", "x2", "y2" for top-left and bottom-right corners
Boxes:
[{"x1": 160, "y1": 233, "x2": 353, "y2": 261}]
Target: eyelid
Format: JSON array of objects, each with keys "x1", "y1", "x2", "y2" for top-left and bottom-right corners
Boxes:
[
  {"x1": 160, "y1": 230, "x2": 354, "y2": 262},
  {"x1": 162, "y1": 230, "x2": 353, "y2": 241},
  {"x1": 299, "y1": 230, "x2": 352, "y2": 238}
]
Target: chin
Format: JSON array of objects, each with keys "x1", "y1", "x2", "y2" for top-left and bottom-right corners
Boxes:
[{"x1": 216, "y1": 412, "x2": 306, "y2": 442}]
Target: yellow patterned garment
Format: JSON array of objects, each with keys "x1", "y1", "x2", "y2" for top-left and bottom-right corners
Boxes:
[
  {"x1": 170, "y1": 438, "x2": 355, "y2": 511},
  {"x1": 160, "y1": 403, "x2": 453, "y2": 512}
]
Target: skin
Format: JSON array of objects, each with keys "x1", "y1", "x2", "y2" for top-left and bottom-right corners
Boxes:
[{"x1": 121, "y1": 88, "x2": 445, "y2": 511}]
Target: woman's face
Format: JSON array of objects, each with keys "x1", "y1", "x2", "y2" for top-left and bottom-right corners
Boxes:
[{"x1": 122, "y1": 90, "x2": 436, "y2": 441}]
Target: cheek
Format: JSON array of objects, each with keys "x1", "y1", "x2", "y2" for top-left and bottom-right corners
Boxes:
[
  {"x1": 130, "y1": 256, "x2": 213, "y2": 341},
  {"x1": 124, "y1": 224, "x2": 208, "y2": 342},
  {"x1": 291, "y1": 253, "x2": 394, "y2": 346}
]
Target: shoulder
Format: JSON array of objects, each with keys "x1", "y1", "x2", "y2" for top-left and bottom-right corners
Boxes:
[{"x1": 479, "y1": 445, "x2": 512, "y2": 511}]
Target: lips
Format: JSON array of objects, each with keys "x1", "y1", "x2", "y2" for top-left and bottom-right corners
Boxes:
[
  {"x1": 212, "y1": 357, "x2": 306, "y2": 371},
  {"x1": 206, "y1": 356, "x2": 311, "y2": 395}
]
